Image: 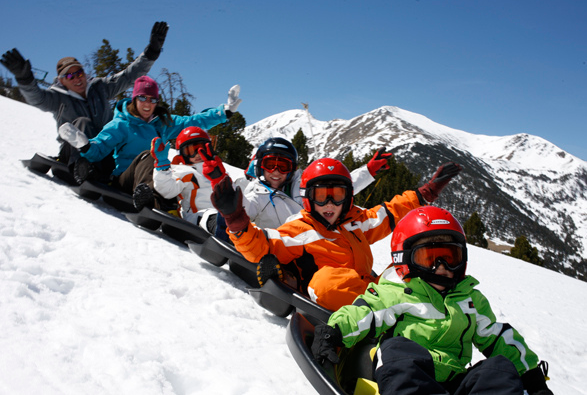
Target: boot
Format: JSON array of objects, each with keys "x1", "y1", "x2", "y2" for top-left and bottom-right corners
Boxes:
[
  {"x1": 73, "y1": 157, "x2": 94, "y2": 185},
  {"x1": 133, "y1": 183, "x2": 154, "y2": 211}
]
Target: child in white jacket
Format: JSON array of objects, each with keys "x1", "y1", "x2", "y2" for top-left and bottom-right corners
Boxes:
[
  {"x1": 149, "y1": 126, "x2": 246, "y2": 222},
  {"x1": 241, "y1": 137, "x2": 391, "y2": 229}
]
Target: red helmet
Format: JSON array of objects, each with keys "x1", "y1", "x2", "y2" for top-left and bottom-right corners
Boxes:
[
  {"x1": 300, "y1": 158, "x2": 354, "y2": 218},
  {"x1": 391, "y1": 206, "x2": 468, "y2": 287},
  {"x1": 175, "y1": 127, "x2": 211, "y2": 160}
]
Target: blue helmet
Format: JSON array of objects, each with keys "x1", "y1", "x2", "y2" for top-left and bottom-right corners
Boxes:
[{"x1": 254, "y1": 137, "x2": 298, "y2": 183}]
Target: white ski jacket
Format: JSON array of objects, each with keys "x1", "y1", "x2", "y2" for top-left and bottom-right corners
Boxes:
[
  {"x1": 242, "y1": 164, "x2": 376, "y2": 229},
  {"x1": 153, "y1": 161, "x2": 248, "y2": 223}
]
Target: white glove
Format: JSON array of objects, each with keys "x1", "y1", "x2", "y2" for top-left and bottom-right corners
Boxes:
[
  {"x1": 225, "y1": 84, "x2": 242, "y2": 112},
  {"x1": 58, "y1": 122, "x2": 89, "y2": 149}
]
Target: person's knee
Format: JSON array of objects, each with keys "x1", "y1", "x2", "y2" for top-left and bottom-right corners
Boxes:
[{"x1": 378, "y1": 336, "x2": 432, "y2": 365}]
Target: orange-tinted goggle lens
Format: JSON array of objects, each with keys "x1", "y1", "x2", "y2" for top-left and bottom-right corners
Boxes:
[
  {"x1": 261, "y1": 156, "x2": 293, "y2": 173},
  {"x1": 411, "y1": 243, "x2": 464, "y2": 271},
  {"x1": 310, "y1": 186, "x2": 347, "y2": 206},
  {"x1": 181, "y1": 143, "x2": 206, "y2": 158}
]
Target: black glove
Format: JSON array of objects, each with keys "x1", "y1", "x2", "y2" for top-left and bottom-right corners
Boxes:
[
  {"x1": 211, "y1": 176, "x2": 250, "y2": 233},
  {"x1": 257, "y1": 254, "x2": 284, "y2": 287},
  {"x1": 521, "y1": 362, "x2": 552, "y2": 395},
  {"x1": 417, "y1": 162, "x2": 462, "y2": 203},
  {"x1": 144, "y1": 21, "x2": 169, "y2": 60},
  {"x1": 1, "y1": 48, "x2": 34, "y2": 84},
  {"x1": 311, "y1": 324, "x2": 343, "y2": 365}
]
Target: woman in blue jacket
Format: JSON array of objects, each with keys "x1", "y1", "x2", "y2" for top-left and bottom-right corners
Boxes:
[{"x1": 59, "y1": 76, "x2": 242, "y2": 208}]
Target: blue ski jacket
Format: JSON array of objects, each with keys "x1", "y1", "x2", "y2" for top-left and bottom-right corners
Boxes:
[{"x1": 82, "y1": 98, "x2": 227, "y2": 176}]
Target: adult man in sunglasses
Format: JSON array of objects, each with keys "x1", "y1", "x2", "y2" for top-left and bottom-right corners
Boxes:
[
  {"x1": 312, "y1": 206, "x2": 553, "y2": 395},
  {"x1": 0, "y1": 21, "x2": 169, "y2": 176}
]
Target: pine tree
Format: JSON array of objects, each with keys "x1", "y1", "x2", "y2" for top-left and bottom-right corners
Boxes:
[
  {"x1": 0, "y1": 75, "x2": 26, "y2": 103},
  {"x1": 509, "y1": 235, "x2": 543, "y2": 266},
  {"x1": 343, "y1": 150, "x2": 419, "y2": 209},
  {"x1": 208, "y1": 112, "x2": 252, "y2": 169},
  {"x1": 291, "y1": 128, "x2": 309, "y2": 170},
  {"x1": 92, "y1": 39, "x2": 125, "y2": 78},
  {"x1": 463, "y1": 212, "x2": 488, "y2": 248},
  {"x1": 173, "y1": 96, "x2": 192, "y2": 116},
  {"x1": 91, "y1": 39, "x2": 136, "y2": 102}
]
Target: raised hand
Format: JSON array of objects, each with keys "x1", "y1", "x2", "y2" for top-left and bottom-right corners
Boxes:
[
  {"x1": 211, "y1": 176, "x2": 250, "y2": 233},
  {"x1": 225, "y1": 85, "x2": 242, "y2": 113},
  {"x1": 150, "y1": 137, "x2": 171, "y2": 170},
  {"x1": 418, "y1": 162, "x2": 462, "y2": 203},
  {"x1": 367, "y1": 148, "x2": 393, "y2": 176},
  {"x1": 199, "y1": 142, "x2": 226, "y2": 187},
  {"x1": 1, "y1": 48, "x2": 34, "y2": 84},
  {"x1": 145, "y1": 21, "x2": 169, "y2": 60}
]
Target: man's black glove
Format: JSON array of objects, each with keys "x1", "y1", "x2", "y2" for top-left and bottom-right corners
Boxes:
[
  {"x1": 144, "y1": 21, "x2": 169, "y2": 60},
  {"x1": 311, "y1": 324, "x2": 343, "y2": 365},
  {"x1": 0, "y1": 48, "x2": 34, "y2": 85},
  {"x1": 521, "y1": 362, "x2": 553, "y2": 395},
  {"x1": 417, "y1": 162, "x2": 462, "y2": 203},
  {"x1": 211, "y1": 176, "x2": 250, "y2": 233},
  {"x1": 257, "y1": 254, "x2": 284, "y2": 287}
]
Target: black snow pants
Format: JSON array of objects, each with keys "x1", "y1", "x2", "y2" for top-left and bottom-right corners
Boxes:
[{"x1": 373, "y1": 336, "x2": 524, "y2": 395}]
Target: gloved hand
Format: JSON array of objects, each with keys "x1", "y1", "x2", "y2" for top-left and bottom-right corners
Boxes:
[
  {"x1": 58, "y1": 122, "x2": 89, "y2": 149},
  {"x1": 225, "y1": 85, "x2": 242, "y2": 113},
  {"x1": 367, "y1": 148, "x2": 393, "y2": 176},
  {"x1": 1, "y1": 48, "x2": 34, "y2": 85},
  {"x1": 150, "y1": 137, "x2": 171, "y2": 170},
  {"x1": 144, "y1": 21, "x2": 169, "y2": 60},
  {"x1": 211, "y1": 176, "x2": 250, "y2": 233},
  {"x1": 311, "y1": 324, "x2": 343, "y2": 365},
  {"x1": 257, "y1": 254, "x2": 284, "y2": 287},
  {"x1": 199, "y1": 142, "x2": 226, "y2": 187},
  {"x1": 417, "y1": 162, "x2": 462, "y2": 203}
]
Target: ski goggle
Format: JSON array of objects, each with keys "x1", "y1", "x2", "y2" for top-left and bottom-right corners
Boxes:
[
  {"x1": 309, "y1": 185, "x2": 348, "y2": 206},
  {"x1": 260, "y1": 155, "x2": 293, "y2": 174},
  {"x1": 181, "y1": 142, "x2": 207, "y2": 158},
  {"x1": 61, "y1": 69, "x2": 84, "y2": 80},
  {"x1": 410, "y1": 242, "x2": 465, "y2": 272},
  {"x1": 136, "y1": 95, "x2": 159, "y2": 104}
]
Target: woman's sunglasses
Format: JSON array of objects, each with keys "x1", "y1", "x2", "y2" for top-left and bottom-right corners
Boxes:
[{"x1": 136, "y1": 95, "x2": 159, "y2": 104}]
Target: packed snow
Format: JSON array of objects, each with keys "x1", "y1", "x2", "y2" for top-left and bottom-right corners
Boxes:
[{"x1": 1, "y1": 95, "x2": 586, "y2": 394}]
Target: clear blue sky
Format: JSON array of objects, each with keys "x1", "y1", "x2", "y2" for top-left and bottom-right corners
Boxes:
[{"x1": 2, "y1": 0, "x2": 586, "y2": 160}]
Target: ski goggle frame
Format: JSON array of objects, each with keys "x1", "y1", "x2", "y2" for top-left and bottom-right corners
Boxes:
[
  {"x1": 308, "y1": 184, "x2": 348, "y2": 206},
  {"x1": 180, "y1": 142, "x2": 208, "y2": 158},
  {"x1": 393, "y1": 242, "x2": 466, "y2": 273},
  {"x1": 260, "y1": 155, "x2": 293, "y2": 174}
]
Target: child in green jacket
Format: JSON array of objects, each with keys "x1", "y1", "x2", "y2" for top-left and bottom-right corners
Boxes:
[{"x1": 311, "y1": 206, "x2": 552, "y2": 395}]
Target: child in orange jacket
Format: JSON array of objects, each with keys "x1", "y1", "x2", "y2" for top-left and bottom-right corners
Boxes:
[{"x1": 210, "y1": 158, "x2": 461, "y2": 311}]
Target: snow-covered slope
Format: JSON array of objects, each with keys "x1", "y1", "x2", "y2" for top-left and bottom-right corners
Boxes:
[
  {"x1": 1, "y1": 96, "x2": 585, "y2": 394},
  {"x1": 243, "y1": 106, "x2": 587, "y2": 275}
]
